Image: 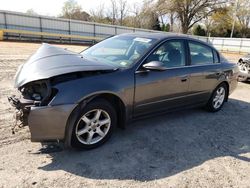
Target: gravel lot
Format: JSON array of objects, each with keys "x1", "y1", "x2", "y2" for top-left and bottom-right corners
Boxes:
[{"x1": 0, "y1": 41, "x2": 249, "y2": 188}]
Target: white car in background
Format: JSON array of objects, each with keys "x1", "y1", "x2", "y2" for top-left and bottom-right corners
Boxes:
[{"x1": 238, "y1": 53, "x2": 250, "y2": 81}]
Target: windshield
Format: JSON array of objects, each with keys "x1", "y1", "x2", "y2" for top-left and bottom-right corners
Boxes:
[{"x1": 81, "y1": 35, "x2": 157, "y2": 68}]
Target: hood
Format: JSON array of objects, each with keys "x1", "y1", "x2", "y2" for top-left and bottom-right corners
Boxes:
[
  {"x1": 14, "y1": 43, "x2": 117, "y2": 88},
  {"x1": 242, "y1": 55, "x2": 250, "y2": 62}
]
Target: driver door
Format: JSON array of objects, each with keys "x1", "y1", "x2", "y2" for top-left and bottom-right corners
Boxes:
[{"x1": 134, "y1": 39, "x2": 190, "y2": 117}]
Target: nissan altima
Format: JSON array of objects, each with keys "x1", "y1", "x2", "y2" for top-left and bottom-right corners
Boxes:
[{"x1": 8, "y1": 33, "x2": 238, "y2": 149}]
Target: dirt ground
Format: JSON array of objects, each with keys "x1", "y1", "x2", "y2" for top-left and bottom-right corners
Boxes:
[{"x1": 0, "y1": 41, "x2": 249, "y2": 188}]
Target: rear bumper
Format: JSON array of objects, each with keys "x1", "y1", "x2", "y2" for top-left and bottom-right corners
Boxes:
[{"x1": 28, "y1": 104, "x2": 77, "y2": 142}]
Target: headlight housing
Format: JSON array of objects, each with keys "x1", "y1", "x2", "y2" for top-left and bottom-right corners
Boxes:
[{"x1": 19, "y1": 80, "x2": 58, "y2": 106}]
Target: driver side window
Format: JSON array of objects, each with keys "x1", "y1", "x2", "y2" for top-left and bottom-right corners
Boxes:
[{"x1": 146, "y1": 40, "x2": 186, "y2": 68}]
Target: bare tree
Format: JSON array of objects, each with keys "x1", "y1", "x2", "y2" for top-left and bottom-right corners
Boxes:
[
  {"x1": 90, "y1": 3, "x2": 106, "y2": 23},
  {"x1": 109, "y1": 0, "x2": 118, "y2": 25},
  {"x1": 26, "y1": 9, "x2": 38, "y2": 16},
  {"x1": 118, "y1": 0, "x2": 128, "y2": 26},
  {"x1": 137, "y1": 0, "x2": 161, "y2": 30},
  {"x1": 157, "y1": 0, "x2": 177, "y2": 32},
  {"x1": 236, "y1": 0, "x2": 250, "y2": 37},
  {"x1": 159, "y1": 0, "x2": 228, "y2": 34},
  {"x1": 60, "y1": 0, "x2": 90, "y2": 21},
  {"x1": 128, "y1": 2, "x2": 142, "y2": 28},
  {"x1": 203, "y1": 15, "x2": 214, "y2": 37}
]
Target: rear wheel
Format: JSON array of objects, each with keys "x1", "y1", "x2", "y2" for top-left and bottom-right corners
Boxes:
[
  {"x1": 206, "y1": 83, "x2": 227, "y2": 112},
  {"x1": 71, "y1": 99, "x2": 116, "y2": 149}
]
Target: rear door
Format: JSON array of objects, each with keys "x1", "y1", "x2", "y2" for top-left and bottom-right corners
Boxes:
[
  {"x1": 187, "y1": 40, "x2": 222, "y2": 103},
  {"x1": 134, "y1": 39, "x2": 191, "y2": 117}
]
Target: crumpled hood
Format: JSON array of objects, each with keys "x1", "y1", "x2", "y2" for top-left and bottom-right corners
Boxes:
[{"x1": 14, "y1": 43, "x2": 116, "y2": 88}]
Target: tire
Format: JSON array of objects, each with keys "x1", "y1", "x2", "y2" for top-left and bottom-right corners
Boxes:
[
  {"x1": 206, "y1": 83, "x2": 228, "y2": 112},
  {"x1": 71, "y1": 98, "x2": 117, "y2": 149}
]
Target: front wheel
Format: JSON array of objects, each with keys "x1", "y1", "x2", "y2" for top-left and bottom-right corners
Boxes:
[
  {"x1": 71, "y1": 99, "x2": 116, "y2": 149},
  {"x1": 206, "y1": 83, "x2": 227, "y2": 112}
]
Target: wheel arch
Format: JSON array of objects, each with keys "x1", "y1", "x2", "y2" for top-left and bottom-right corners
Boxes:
[{"x1": 64, "y1": 92, "x2": 126, "y2": 148}]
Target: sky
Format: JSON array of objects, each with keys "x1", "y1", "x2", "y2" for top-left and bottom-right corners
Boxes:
[{"x1": 1, "y1": 0, "x2": 143, "y2": 17}]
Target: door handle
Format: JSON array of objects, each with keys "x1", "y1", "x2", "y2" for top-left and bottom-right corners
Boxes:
[
  {"x1": 180, "y1": 75, "x2": 188, "y2": 82},
  {"x1": 181, "y1": 78, "x2": 187, "y2": 82}
]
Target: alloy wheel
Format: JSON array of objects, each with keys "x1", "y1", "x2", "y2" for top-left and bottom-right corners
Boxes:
[
  {"x1": 212, "y1": 87, "x2": 225, "y2": 109},
  {"x1": 75, "y1": 109, "x2": 111, "y2": 145}
]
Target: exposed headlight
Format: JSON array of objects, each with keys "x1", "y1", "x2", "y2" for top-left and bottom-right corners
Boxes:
[{"x1": 32, "y1": 93, "x2": 42, "y2": 101}]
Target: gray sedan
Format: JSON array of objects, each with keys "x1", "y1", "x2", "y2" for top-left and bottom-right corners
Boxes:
[{"x1": 8, "y1": 33, "x2": 239, "y2": 149}]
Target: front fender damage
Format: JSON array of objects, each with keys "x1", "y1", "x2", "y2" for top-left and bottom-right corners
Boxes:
[
  {"x1": 8, "y1": 79, "x2": 52, "y2": 134},
  {"x1": 8, "y1": 68, "x2": 118, "y2": 141},
  {"x1": 8, "y1": 95, "x2": 35, "y2": 134}
]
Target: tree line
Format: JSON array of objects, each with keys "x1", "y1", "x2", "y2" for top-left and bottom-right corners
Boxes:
[{"x1": 27, "y1": 0, "x2": 250, "y2": 38}]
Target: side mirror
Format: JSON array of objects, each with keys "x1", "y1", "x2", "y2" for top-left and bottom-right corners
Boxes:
[{"x1": 143, "y1": 61, "x2": 166, "y2": 71}]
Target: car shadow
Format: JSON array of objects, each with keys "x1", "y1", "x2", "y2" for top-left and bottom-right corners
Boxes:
[
  {"x1": 38, "y1": 98, "x2": 250, "y2": 181},
  {"x1": 242, "y1": 80, "x2": 250, "y2": 84}
]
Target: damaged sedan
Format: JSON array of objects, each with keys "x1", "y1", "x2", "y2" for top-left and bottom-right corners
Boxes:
[
  {"x1": 8, "y1": 33, "x2": 238, "y2": 149},
  {"x1": 238, "y1": 53, "x2": 250, "y2": 81}
]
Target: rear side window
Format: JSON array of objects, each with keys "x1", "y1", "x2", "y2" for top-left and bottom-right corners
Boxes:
[
  {"x1": 189, "y1": 42, "x2": 214, "y2": 65},
  {"x1": 213, "y1": 50, "x2": 220, "y2": 63}
]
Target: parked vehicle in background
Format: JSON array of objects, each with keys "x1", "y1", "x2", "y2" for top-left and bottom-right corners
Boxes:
[
  {"x1": 238, "y1": 53, "x2": 250, "y2": 81},
  {"x1": 8, "y1": 33, "x2": 238, "y2": 149}
]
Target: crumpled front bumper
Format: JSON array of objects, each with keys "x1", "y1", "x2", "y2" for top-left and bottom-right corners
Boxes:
[
  {"x1": 8, "y1": 95, "x2": 76, "y2": 142},
  {"x1": 28, "y1": 104, "x2": 76, "y2": 142}
]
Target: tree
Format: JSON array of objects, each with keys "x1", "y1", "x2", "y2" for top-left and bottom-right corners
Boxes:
[
  {"x1": 117, "y1": 0, "x2": 128, "y2": 26},
  {"x1": 193, "y1": 25, "x2": 206, "y2": 36},
  {"x1": 26, "y1": 9, "x2": 38, "y2": 15},
  {"x1": 161, "y1": 23, "x2": 170, "y2": 32},
  {"x1": 133, "y1": 0, "x2": 160, "y2": 30},
  {"x1": 127, "y1": 2, "x2": 142, "y2": 28},
  {"x1": 203, "y1": 15, "x2": 214, "y2": 36},
  {"x1": 157, "y1": 0, "x2": 177, "y2": 32},
  {"x1": 90, "y1": 3, "x2": 112, "y2": 24},
  {"x1": 60, "y1": 0, "x2": 90, "y2": 21},
  {"x1": 236, "y1": 0, "x2": 250, "y2": 37},
  {"x1": 208, "y1": 7, "x2": 238, "y2": 37},
  {"x1": 110, "y1": 0, "x2": 118, "y2": 25},
  {"x1": 152, "y1": 17, "x2": 161, "y2": 31},
  {"x1": 159, "y1": 0, "x2": 228, "y2": 34}
]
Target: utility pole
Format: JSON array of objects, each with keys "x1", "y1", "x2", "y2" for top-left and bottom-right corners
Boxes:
[{"x1": 230, "y1": 0, "x2": 239, "y2": 38}]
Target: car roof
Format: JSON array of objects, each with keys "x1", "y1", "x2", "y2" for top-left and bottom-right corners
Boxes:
[
  {"x1": 119, "y1": 32, "x2": 182, "y2": 39},
  {"x1": 120, "y1": 32, "x2": 198, "y2": 40},
  {"x1": 119, "y1": 32, "x2": 214, "y2": 49}
]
